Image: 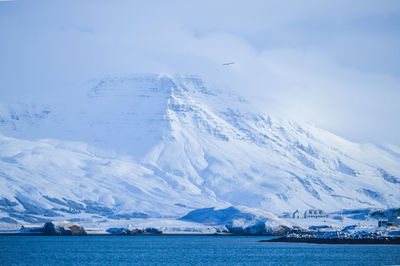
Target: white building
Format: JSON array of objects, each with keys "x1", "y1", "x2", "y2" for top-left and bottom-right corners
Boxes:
[
  {"x1": 304, "y1": 209, "x2": 327, "y2": 218},
  {"x1": 292, "y1": 210, "x2": 300, "y2": 219}
]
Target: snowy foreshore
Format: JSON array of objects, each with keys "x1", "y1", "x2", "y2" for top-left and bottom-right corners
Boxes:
[
  {"x1": 260, "y1": 226, "x2": 400, "y2": 244},
  {"x1": 262, "y1": 237, "x2": 400, "y2": 244}
]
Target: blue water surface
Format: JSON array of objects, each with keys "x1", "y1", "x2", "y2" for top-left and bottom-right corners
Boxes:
[{"x1": 0, "y1": 236, "x2": 399, "y2": 265}]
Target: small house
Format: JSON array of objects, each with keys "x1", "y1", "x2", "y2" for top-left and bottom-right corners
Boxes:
[
  {"x1": 292, "y1": 210, "x2": 300, "y2": 219},
  {"x1": 304, "y1": 209, "x2": 327, "y2": 218}
]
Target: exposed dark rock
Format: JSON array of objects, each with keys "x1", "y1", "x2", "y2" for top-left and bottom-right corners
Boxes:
[
  {"x1": 106, "y1": 227, "x2": 162, "y2": 235},
  {"x1": 129, "y1": 229, "x2": 145, "y2": 235},
  {"x1": 0, "y1": 217, "x2": 17, "y2": 223},
  {"x1": 83, "y1": 200, "x2": 113, "y2": 216},
  {"x1": 8, "y1": 212, "x2": 51, "y2": 223},
  {"x1": 261, "y1": 226, "x2": 400, "y2": 244},
  {"x1": 43, "y1": 222, "x2": 59, "y2": 235},
  {"x1": 42, "y1": 222, "x2": 87, "y2": 236},
  {"x1": 144, "y1": 227, "x2": 162, "y2": 234},
  {"x1": 261, "y1": 237, "x2": 400, "y2": 244},
  {"x1": 51, "y1": 207, "x2": 81, "y2": 214},
  {"x1": 106, "y1": 227, "x2": 131, "y2": 235},
  {"x1": 378, "y1": 168, "x2": 400, "y2": 184},
  {"x1": 174, "y1": 203, "x2": 188, "y2": 208},
  {"x1": 62, "y1": 198, "x2": 85, "y2": 211},
  {"x1": 15, "y1": 197, "x2": 60, "y2": 217},
  {"x1": 0, "y1": 198, "x2": 18, "y2": 207},
  {"x1": 43, "y1": 196, "x2": 68, "y2": 206},
  {"x1": 69, "y1": 224, "x2": 87, "y2": 235},
  {"x1": 109, "y1": 212, "x2": 149, "y2": 219}
]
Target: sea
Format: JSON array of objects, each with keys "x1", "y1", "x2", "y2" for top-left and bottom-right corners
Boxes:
[{"x1": 0, "y1": 236, "x2": 399, "y2": 265}]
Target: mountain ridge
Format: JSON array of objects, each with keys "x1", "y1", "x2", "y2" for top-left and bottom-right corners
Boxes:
[{"x1": 0, "y1": 74, "x2": 399, "y2": 223}]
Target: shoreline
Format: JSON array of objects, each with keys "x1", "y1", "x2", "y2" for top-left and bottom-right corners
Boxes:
[
  {"x1": 2, "y1": 233, "x2": 400, "y2": 244},
  {"x1": 260, "y1": 237, "x2": 400, "y2": 244},
  {"x1": 0, "y1": 233, "x2": 278, "y2": 237}
]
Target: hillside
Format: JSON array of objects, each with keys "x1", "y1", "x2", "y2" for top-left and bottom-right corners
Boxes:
[{"x1": 0, "y1": 74, "x2": 399, "y2": 223}]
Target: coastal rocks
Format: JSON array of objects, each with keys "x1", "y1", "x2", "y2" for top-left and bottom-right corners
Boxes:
[
  {"x1": 262, "y1": 226, "x2": 400, "y2": 244},
  {"x1": 42, "y1": 221, "x2": 87, "y2": 236},
  {"x1": 263, "y1": 236, "x2": 400, "y2": 244},
  {"x1": 106, "y1": 227, "x2": 131, "y2": 235},
  {"x1": 106, "y1": 227, "x2": 162, "y2": 235}
]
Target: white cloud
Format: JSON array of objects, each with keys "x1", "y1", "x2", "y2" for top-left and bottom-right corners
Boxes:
[{"x1": 0, "y1": 0, "x2": 399, "y2": 144}]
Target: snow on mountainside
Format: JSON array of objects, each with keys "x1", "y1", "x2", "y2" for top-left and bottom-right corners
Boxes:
[
  {"x1": 0, "y1": 74, "x2": 400, "y2": 224},
  {"x1": 0, "y1": 134, "x2": 225, "y2": 223}
]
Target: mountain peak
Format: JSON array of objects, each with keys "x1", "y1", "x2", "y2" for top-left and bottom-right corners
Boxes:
[{"x1": 0, "y1": 73, "x2": 399, "y2": 221}]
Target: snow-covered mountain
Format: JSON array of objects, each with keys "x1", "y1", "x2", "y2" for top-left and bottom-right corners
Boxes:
[
  {"x1": 180, "y1": 206, "x2": 291, "y2": 235},
  {"x1": 0, "y1": 74, "x2": 399, "y2": 223}
]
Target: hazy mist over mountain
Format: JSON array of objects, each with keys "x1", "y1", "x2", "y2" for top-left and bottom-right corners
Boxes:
[{"x1": 0, "y1": 0, "x2": 399, "y2": 145}]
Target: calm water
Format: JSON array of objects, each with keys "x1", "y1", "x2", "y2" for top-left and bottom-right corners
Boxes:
[{"x1": 0, "y1": 236, "x2": 400, "y2": 265}]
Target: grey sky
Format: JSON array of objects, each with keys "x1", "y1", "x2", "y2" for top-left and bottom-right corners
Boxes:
[{"x1": 0, "y1": 0, "x2": 399, "y2": 144}]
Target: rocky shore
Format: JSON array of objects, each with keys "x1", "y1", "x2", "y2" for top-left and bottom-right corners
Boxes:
[
  {"x1": 17, "y1": 222, "x2": 166, "y2": 236},
  {"x1": 260, "y1": 227, "x2": 400, "y2": 244},
  {"x1": 261, "y1": 237, "x2": 400, "y2": 244}
]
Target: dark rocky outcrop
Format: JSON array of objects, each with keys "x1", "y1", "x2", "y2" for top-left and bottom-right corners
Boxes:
[
  {"x1": 261, "y1": 237, "x2": 400, "y2": 244},
  {"x1": 106, "y1": 227, "x2": 162, "y2": 235},
  {"x1": 0, "y1": 217, "x2": 17, "y2": 224},
  {"x1": 260, "y1": 227, "x2": 400, "y2": 244},
  {"x1": 42, "y1": 222, "x2": 87, "y2": 236},
  {"x1": 0, "y1": 198, "x2": 18, "y2": 207}
]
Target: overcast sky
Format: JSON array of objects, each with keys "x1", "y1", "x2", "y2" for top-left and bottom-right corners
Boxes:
[{"x1": 0, "y1": 0, "x2": 399, "y2": 145}]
